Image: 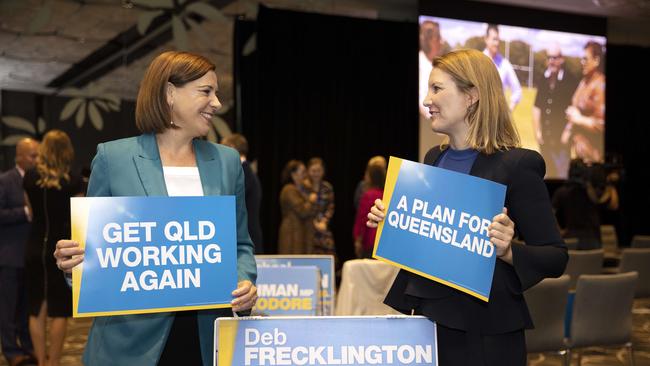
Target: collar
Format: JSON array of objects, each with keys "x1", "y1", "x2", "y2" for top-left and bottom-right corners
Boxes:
[{"x1": 543, "y1": 68, "x2": 564, "y2": 81}]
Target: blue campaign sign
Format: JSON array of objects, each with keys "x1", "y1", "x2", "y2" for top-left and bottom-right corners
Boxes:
[
  {"x1": 255, "y1": 255, "x2": 335, "y2": 315},
  {"x1": 71, "y1": 196, "x2": 237, "y2": 317},
  {"x1": 214, "y1": 316, "x2": 437, "y2": 366},
  {"x1": 254, "y1": 266, "x2": 321, "y2": 316},
  {"x1": 374, "y1": 157, "x2": 506, "y2": 301}
]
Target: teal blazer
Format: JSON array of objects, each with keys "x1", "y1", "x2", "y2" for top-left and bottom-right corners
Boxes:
[{"x1": 82, "y1": 134, "x2": 257, "y2": 365}]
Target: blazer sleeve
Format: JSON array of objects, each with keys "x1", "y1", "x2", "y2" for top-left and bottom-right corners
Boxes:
[
  {"x1": 0, "y1": 178, "x2": 27, "y2": 224},
  {"x1": 87, "y1": 144, "x2": 112, "y2": 197},
  {"x1": 507, "y1": 150, "x2": 568, "y2": 291},
  {"x1": 234, "y1": 160, "x2": 257, "y2": 284}
]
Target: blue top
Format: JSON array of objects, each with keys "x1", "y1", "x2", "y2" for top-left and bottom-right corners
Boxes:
[{"x1": 435, "y1": 147, "x2": 479, "y2": 174}]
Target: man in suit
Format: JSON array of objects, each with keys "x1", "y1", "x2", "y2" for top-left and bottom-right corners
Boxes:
[
  {"x1": 221, "y1": 134, "x2": 264, "y2": 254},
  {"x1": 533, "y1": 43, "x2": 580, "y2": 178},
  {"x1": 0, "y1": 138, "x2": 39, "y2": 366}
]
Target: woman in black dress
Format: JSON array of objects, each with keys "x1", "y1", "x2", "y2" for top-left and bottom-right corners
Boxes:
[{"x1": 24, "y1": 130, "x2": 82, "y2": 366}]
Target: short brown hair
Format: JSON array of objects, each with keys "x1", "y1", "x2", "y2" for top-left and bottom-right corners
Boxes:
[
  {"x1": 135, "y1": 51, "x2": 216, "y2": 133},
  {"x1": 221, "y1": 133, "x2": 249, "y2": 156}
]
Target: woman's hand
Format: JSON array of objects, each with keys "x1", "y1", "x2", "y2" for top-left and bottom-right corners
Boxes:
[
  {"x1": 232, "y1": 280, "x2": 257, "y2": 312},
  {"x1": 53, "y1": 240, "x2": 85, "y2": 273},
  {"x1": 488, "y1": 208, "x2": 515, "y2": 264},
  {"x1": 366, "y1": 199, "x2": 386, "y2": 228}
]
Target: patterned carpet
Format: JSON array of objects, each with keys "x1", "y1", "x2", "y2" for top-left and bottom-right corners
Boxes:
[{"x1": 2, "y1": 299, "x2": 649, "y2": 365}]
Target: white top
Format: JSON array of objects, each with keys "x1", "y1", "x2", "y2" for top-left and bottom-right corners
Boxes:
[{"x1": 162, "y1": 166, "x2": 204, "y2": 197}]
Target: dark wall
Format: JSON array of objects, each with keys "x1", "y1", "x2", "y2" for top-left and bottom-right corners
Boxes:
[
  {"x1": 605, "y1": 44, "x2": 650, "y2": 243},
  {"x1": 0, "y1": 90, "x2": 139, "y2": 174},
  {"x1": 237, "y1": 7, "x2": 419, "y2": 262}
]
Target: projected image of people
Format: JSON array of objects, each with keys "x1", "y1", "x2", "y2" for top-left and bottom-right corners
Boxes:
[
  {"x1": 483, "y1": 24, "x2": 522, "y2": 112},
  {"x1": 533, "y1": 43, "x2": 580, "y2": 178},
  {"x1": 417, "y1": 15, "x2": 606, "y2": 178},
  {"x1": 562, "y1": 41, "x2": 605, "y2": 164},
  {"x1": 419, "y1": 21, "x2": 444, "y2": 118}
]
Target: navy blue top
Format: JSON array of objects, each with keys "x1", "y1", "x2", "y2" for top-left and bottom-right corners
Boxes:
[{"x1": 434, "y1": 147, "x2": 479, "y2": 174}]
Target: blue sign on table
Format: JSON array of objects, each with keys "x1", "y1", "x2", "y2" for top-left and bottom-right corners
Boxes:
[
  {"x1": 215, "y1": 316, "x2": 437, "y2": 365},
  {"x1": 374, "y1": 157, "x2": 506, "y2": 301},
  {"x1": 71, "y1": 196, "x2": 237, "y2": 317},
  {"x1": 255, "y1": 255, "x2": 335, "y2": 315},
  {"x1": 254, "y1": 266, "x2": 321, "y2": 316}
]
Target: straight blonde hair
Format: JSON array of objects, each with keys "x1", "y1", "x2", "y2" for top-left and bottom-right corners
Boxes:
[
  {"x1": 433, "y1": 49, "x2": 520, "y2": 154},
  {"x1": 36, "y1": 130, "x2": 74, "y2": 189}
]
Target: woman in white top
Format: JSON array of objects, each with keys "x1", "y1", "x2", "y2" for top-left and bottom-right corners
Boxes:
[{"x1": 53, "y1": 51, "x2": 257, "y2": 365}]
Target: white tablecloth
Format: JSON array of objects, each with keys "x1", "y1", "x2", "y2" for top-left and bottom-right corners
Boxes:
[{"x1": 335, "y1": 259, "x2": 402, "y2": 316}]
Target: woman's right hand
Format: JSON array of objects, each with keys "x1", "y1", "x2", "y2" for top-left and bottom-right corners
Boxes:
[
  {"x1": 366, "y1": 199, "x2": 386, "y2": 228},
  {"x1": 53, "y1": 240, "x2": 85, "y2": 273}
]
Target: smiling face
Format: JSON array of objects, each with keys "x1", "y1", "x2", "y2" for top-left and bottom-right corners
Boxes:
[
  {"x1": 168, "y1": 70, "x2": 222, "y2": 138},
  {"x1": 422, "y1": 67, "x2": 473, "y2": 142}
]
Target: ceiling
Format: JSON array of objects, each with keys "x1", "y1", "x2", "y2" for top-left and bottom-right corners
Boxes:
[{"x1": 0, "y1": 0, "x2": 648, "y2": 105}]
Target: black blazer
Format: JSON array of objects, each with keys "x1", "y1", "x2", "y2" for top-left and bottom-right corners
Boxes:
[
  {"x1": 243, "y1": 160, "x2": 264, "y2": 254},
  {"x1": 384, "y1": 146, "x2": 568, "y2": 335},
  {"x1": 0, "y1": 168, "x2": 30, "y2": 267}
]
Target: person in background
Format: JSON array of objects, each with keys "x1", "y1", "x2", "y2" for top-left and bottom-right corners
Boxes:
[
  {"x1": 221, "y1": 133, "x2": 264, "y2": 254},
  {"x1": 278, "y1": 160, "x2": 317, "y2": 254},
  {"x1": 305, "y1": 157, "x2": 336, "y2": 256},
  {"x1": 0, "y1": 138, "x2": 39, "y2": 366},
  {"x1": 367, "y1": 49, "x2": 567, "y2": 365},
  {"x1": 552, "y1": 159, "x2": 602, "y2": 249},
  {"x1": 532, "y1": 43, "x2": 579, "y2": 178},
  {"x1": 52, "y1": 51, "x2": 257, "y2": 366},
  {"x1": 353, "y1": 162, "x2": 385, "y2": 258},
  {"x1": 562, "y1": 41, "x2": 605, "y2": 163},
  {"x1": 23, "y1": 130, "x2": 82, "y2": 366},
  {"x1": 353, "y1": 155, "x2": 386, "y2": 210},
  {"x1": 483, "y1": 24, "x2": 522, "y2": 111}
]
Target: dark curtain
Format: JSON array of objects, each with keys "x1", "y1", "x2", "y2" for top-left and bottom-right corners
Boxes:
[
  {"x1": 238, "y1": 7, "x2": 418, "y2": 262},
  {"x1": 605, "y1": 44, "x2": 650, "y2": 244}
]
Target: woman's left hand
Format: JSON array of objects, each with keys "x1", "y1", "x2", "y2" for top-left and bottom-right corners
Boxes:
[
  {"x1": 232, "y1": 280, "x2": 257, "y2": 312},
  {"x1": 488, "y1": 208, "x2": 515, "y2": 264}
]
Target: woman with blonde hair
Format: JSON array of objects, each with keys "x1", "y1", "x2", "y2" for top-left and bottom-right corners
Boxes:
[
  {"x1": 367, "y1": 49, "x2": 567, "y2": 365},
  {"x1": 23, "y1": 130, "x2": 83, "y2": 366}
]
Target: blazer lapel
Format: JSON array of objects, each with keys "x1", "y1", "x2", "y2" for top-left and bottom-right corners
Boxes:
[
  {"x1": 194, "y1": 139, "x2": 222, "y2": 196},
  {"x1": 423, "y1": 146, "x2": 443, "y2": 165},
  {"x1": 133, "y1": 134, "x2": 168, "y2": 196}
]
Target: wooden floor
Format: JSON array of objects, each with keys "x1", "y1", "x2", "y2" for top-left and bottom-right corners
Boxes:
[{"x1": 2, "y1": 299, "x2": 650, "y2": 365}]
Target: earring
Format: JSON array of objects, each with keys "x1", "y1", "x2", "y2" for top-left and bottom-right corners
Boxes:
[{"x1": 170, "y1": 101, "x2": 175, "y2": 126}]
